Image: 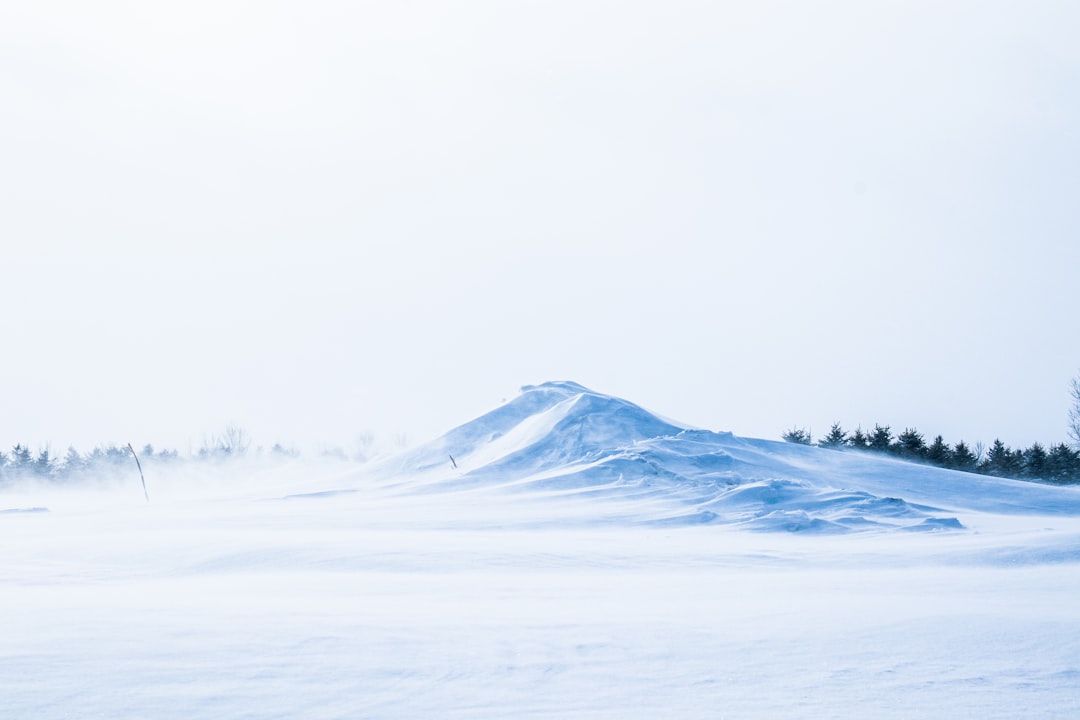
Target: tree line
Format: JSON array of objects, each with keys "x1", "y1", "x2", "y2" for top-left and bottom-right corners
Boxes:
[
  {"x1": 0, "y1": 443, "x2": 179, "y2": 484},
  {"x1": 0, "y1": 429, "x2": 301, "y2": 486},
  {"x1": 0, "y1": 426, "x2": 400, "y2": 488},
  {"x1": 782, "y1": 423, "x2": 1080, "y2": 484}
]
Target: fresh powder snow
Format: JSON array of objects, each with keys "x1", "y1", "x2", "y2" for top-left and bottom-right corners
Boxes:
[{"x1": 2, "y1": 381, "x2": 1079, "y2": 718}]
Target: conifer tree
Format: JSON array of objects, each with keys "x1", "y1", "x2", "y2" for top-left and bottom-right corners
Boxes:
[
  {"x1": 926, "y1": 435, "x2": 951, "y2": 467},
  {"x1": 33, "y1": 448, "x2": 54, "y2": 478},
  {"x1": 61, "y1": 447, "x2": 86, "y2": 479},
  {"x1": 951, "y1": 441, "x2": 977, "y2": 472},
  {"x1": 1005, "y1": 447, "x2": 1024, "y2": 477},
  {"x1": 982, "y1": 439, "x2": 1011, "y2": 476},
  {"x1": 896, "y1": 428, "x2": 927, "y2": 459},
  {"x1": 818, "y1": 423, "x2": 847, "y2": 448},
  {"x1": 847, "y1": 427, "x2": 869, "y2": 449},
  {"x1": 1047, "y1": 443, "x2": 1080, "y2": 483},
  {"x1": 10, "y1": 444, "x2": 32, "y2": 472},
  {"x1": 1023, "y1": 442, "x2": 1048, "y2": 480},
  {"x1": 868, "y1": 425, "x2": 892, "y2": 452},
  {"x1": 782, "y1": 427, "x2": 812, "y2": 445}
]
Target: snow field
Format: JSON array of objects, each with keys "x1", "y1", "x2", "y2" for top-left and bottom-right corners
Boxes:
[
  {"x1": 2, "y1": 479, "x2": 1080, "y2": 719},
  {"x1": 3, "y1": 381, "x2": 1080, "y2": 718}
]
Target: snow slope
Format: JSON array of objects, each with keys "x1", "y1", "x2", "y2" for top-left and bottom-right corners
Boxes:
[{"x1": 3, "y1": 381, "x2": 1080, "y2": 719}]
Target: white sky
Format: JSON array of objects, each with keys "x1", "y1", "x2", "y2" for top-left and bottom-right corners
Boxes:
[{"x1": 2, "y1": 0, "x2": 1079, "y2": 454}]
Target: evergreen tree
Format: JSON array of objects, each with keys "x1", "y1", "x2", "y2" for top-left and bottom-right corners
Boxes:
[
  {"x1": 81, "y1": 444, "x2": 130, "y2": 473},
  {"x1": 1003, "y1": 447, "x2": 1024, "y2": 478},
  {"x1": 982, "y1": 439, "x2": 1011, "y2": 476},
  {"x1": 895, "y1": 428, "x2": 927, "y2": 459},
  {"x1": 847, "y1": 427, "x2": 869, "y2": 449},
  {"x1": 818, "y1": 423, "x2": 847, "y2": 449},
  {"x1": 926, "y1": 435, "x2": 951, "y2": 467},
  {"x1": 61, "y1": 447, "x2": 86, "y2": 479},
  {"x1": 1023, "y1": 442, "x2": 1048, "y2": 480},
  {"x1": 1047, "y1": 443, "x2": 1080, "y2": 483},
  {"x1": 9, "y1": 444, "x2": 33, "y2": 472},
  {"x1": 33, "y1": 448, "x2": 55, "y2": 478},
  {"x1": 782, "y1": 427, "x2": 812, "y2": 445},
  {"x1": 868, "y1": 425, "x2": 892, "y2": 452},
  {"x1": 104, "y1": 444, "x2": 129, "y2": 467},
  {"x1": 951, "y1": 440, "x2": 977, "y2": 472},
  {"x1": 86, "y1": 446, "x2": 107, "y2": 468}
]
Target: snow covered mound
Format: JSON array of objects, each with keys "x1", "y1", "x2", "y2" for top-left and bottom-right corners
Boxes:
[
  {"x1": 391, "y1": 381, "x2": 685, "y2": 479},
  {"x1": 338, "y1": 380, "x2": 1080, "y2": 533}
]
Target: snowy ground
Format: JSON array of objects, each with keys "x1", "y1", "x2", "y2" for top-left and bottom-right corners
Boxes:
[{"x1": 3, "y1": 383, "x2": 1080, "y2": 718}]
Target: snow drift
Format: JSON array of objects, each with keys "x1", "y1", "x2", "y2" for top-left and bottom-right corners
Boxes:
[{"x1": 305, "y1": 381, "x2": 1080, "y2": 533}]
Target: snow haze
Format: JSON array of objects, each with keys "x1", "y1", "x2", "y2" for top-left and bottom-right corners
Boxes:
[
  {"x1": 3, "y1": 382, "x2": 1080, "y2": 718},
  {"x1": 2, "y1": 1, "x2": 1080, "y2": 452}
]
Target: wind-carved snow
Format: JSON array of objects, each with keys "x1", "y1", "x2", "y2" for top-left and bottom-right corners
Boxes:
[
  {"x1": 347, "y1": 381, "x2": 982, "y2": 532},
  {"x1": 5, "y1": 381, "x2": 1080, "y2": 720}
]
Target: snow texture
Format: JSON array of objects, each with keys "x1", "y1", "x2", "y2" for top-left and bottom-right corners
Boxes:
[{"x1": 3, "y1": 381, "x2": 1080, "y2": 719}]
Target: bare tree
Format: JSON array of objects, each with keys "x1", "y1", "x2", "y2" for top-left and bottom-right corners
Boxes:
[
  {"x1": 200, "y1": 425, "x2": 252, "y2": 457},
  {"x1": 217, "y1": 425, "x2": 252, "y2": 456},
  {"x1": 1070, "y1": 374, "x2": 1080, "y2": 448}
]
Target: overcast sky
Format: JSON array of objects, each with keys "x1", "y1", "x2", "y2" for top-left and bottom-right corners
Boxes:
[{"x1": 3, "y1": 0, "x2": 1079, "y2": 455}]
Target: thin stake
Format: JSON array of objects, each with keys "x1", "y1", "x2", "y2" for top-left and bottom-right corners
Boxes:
[
  {"x1": 127, "y1": 443, "x2": 149, "y2": 502},
  {"x1": 449, "y1": 453, "x2": 457, "y2": 470}
]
